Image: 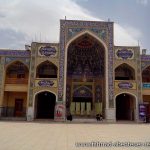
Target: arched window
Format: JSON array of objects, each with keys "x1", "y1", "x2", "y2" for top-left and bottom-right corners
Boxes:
[
  {"x1": 5, "y1": 61, "x2": 29, "y2": 84},
  {"x1": 115, "y1": 64, "x2": 135, "y2": 80},
  {"x1": 6, "y1": 61, "x2": 28, "y2": 79},
  {"x1": 36, "y1": 61, "x2": 57, "y2": 78},
  {"x1": 142, "y1": 66, "x2": 150, "y2": 82}
]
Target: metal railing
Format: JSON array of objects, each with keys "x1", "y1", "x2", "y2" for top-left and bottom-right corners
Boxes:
[{"x1": 0, "y1": 107, "x2": 26, "y2": 117}]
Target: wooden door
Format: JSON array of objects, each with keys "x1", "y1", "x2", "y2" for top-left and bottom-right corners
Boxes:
[{"x1": 14, "y1": 99, "x2": 23, "y2": 117}]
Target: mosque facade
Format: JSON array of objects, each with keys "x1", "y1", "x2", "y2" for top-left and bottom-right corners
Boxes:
[{"x1": 0, "y1": 19, "x2": 149, "y2": 122}]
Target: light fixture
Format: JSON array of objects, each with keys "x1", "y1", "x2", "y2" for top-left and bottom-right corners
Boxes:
[{"x1": 82, "y1": 73, "x2": 87, "y2": 82}]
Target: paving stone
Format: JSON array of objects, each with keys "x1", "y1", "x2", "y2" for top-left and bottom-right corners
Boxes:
[{"x1": 0, "y1": 121, "x2": 150, "y2": 150}]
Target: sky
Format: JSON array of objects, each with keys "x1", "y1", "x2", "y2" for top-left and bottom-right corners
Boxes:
[{"x1": 0, "y1": 0, "x2": 149, "y2": 52}]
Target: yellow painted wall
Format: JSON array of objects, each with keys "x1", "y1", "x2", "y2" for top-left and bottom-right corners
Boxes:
[
  {"x1": 143, "y1": 95, "x2": 150, "y2": 103},
  {"x1": 115, "y1": 81, "x2": 137, "y2": 90},
  {"x1": 35, "y1": 79, "x2": 57, "y2": 88},
  {"x1": 5, "y1": 84, "x2": 28, "y2": 92},
  {"x1": 33, "y1": 87, "x2": 57, "y2": 97},
  {"x1": 3, "y1": 92, "x2": 27, "y2": 107},
  {"x1": 142, "y1": 89, "x2": 150, "y2": 95}
]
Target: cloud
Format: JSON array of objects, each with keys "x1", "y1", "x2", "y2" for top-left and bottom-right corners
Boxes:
[
  {"x1": 72, "y1": 0, "x2": 89, "y2": 2},
  {"x1": 125, "y1": 26, "x2": 142, "y2": 39},
  {"x1": 0, "y1": 11, "x2": 6, "y2": 18},
  {"x1": 0, "y1": 28, "x2": 29, "y2": 49},
  {"x1": 136, "y1": 0, "x2": 149, "y2": 6},
  {"x1": 0, "y1": 0, "x2": 139, "y2": 49},
  {"x1": 122, "y1": 26, "x2": 143, "y2": 47},
  {"x1": 114, "y1": 24, "x2": 138, "y2": 46}
]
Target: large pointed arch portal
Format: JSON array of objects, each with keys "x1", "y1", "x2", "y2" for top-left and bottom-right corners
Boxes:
[
  {"x1": 58, "y1": 20, "x2": 114, "y2": 121},
  {"x1": 66, "y1": 33, "x2": 106, "y2": 117}
]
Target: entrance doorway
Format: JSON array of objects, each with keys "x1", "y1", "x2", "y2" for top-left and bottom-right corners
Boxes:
[
  {"x1": 116, "y1": 93, "x2": 135, "y2": 121},
  {"x1": 143, "y1": 95, "x2": 150, "y2": 116},
  {"x1": 66, "y1": 33, "x2": 105, "y2": 117},
  {"x1": 35, "y1": 91, "x2": 56, "y2": 119},
  {"x1": 14, "y1": 99, "x2": 23, "y2": 117}
]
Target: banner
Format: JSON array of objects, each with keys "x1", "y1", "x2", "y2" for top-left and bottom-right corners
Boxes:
[
  {"x1": 76, "y1": 102, "x2": 80, "y2": 115},
  {"x1": 86, "y1": 102, "x2": 91, "y2": 115},
  {"x1": 95, "y1": 102, "x2": 102, "y2": 114},
  {"x1": 70, "y1": 102, "x2": 75, "y2": 115},
  {"x1": 139, "y1": 104, "x2": 147, "y2": 121},
  {"x1": 55, "y1": 104, "x2": 65, "y2": 121},
  {"x1": 81, "y1": 102, "x2": 85, "y2": 115}
]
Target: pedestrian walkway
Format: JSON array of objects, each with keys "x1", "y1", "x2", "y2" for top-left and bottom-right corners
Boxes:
[{"x1": 0, "y1": 121, "x2": 149, "y2": 150}]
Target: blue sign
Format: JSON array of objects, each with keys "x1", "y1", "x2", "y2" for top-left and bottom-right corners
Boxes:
[
  {"x1": 116, "y1": 49, "x2": 133, "y2": 59},
  {"x1": 39, "y1": 46, "x2": 56, "y2": 56},
  {"x1": 139, "y1": 104, "x2": 147, "y2": 121},
  {"x1": 118, "y1": 82, "x2": 133, "y2": 89},
  {"x1": 38, "y1": 80, "x2": 54, "y2": 87},
  {"x1": 143, "y1": 83, "x2": 150, "y2": 88}
]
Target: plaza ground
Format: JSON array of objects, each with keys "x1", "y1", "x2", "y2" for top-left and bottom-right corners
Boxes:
[{"x1": 0, "y1": 121, "x2": 150, "y2": 150}]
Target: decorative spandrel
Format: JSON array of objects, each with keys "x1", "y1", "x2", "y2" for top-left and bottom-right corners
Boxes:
[
  {"x1": 5, "y1": 57, "x2": 30, "y2": 68},
  {"x1": 73, "y1": 85, "x2": 93, "y2": 98},
  {"x1": 91, "y1": 28, "x2": 106, "y2": 40},
  {"x1": 142, "y1": 65, "x2": 150, "y2": 82},
  {"x1": 68, "y1": 28, "x2": 107, "y2": 42},
  {"x1": 68, "y1": 28, "x2": 84, "y2": 39},
  {"x1": 141, "y1": 62, "x2": 150, "y2": 71}
]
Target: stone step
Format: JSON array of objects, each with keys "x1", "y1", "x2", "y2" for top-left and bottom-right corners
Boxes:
[{"x1": 0, "y1": 117, "x2": 26, "y2": 121}]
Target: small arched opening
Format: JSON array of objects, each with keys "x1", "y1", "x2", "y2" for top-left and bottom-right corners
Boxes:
[
  {"x1": 35, "y1": 91, "x2": 56, "y2": 119},
  {"x1": 115, "y1": 64, "x2": 135, "y2": 80},
  {"x1": 36, "y1": 61, "x2": 57, "y2": 78},
  {"x1": 116, "y1": 93, "x2": 135, "y2": 121}
]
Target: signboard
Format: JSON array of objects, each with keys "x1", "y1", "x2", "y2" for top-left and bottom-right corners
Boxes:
[
  {"x1": 139, "y1": 104, "x2": 147, "y2": 121},
  {"x1": 38, "y1": 46, "x2": 57, "y2": 57},
  {"x1": 118, "y1": 82, "x2": 133, "y2": 89},
  {"x1": 115, "y1": 81, "x2": 136, "y2": 90},
  {"x1": 95, "y1": 102, "x2": 102, "y2": 114},
  {"x1": 55, "y1": 104, "x2": 65, "y2": 121},
  {"x1": 35, "y1": 79, "x2": 57, "y2": 87},
  {"x1": 143, "y1": 83, "x2": 150, "y2": 88},
  {"x1": 115, "y1": 49, "x2": 134, "y2": 60},
  {"x1": 38, "y1": 80, "x2": 54, "y2": 87}
]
